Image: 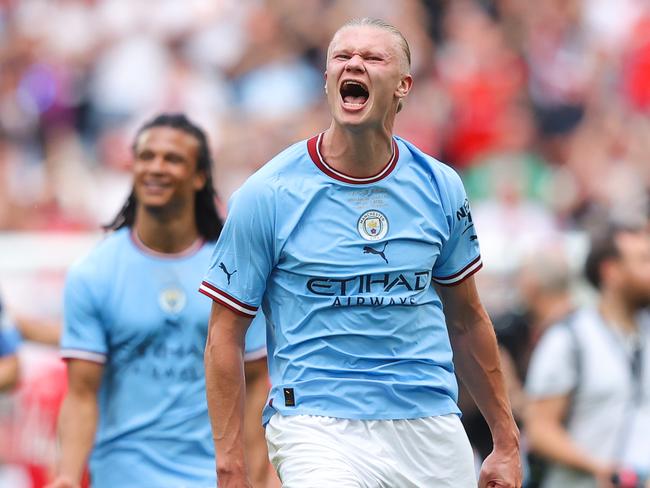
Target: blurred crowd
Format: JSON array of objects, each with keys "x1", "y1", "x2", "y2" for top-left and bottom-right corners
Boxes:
[
  {"x1": 1, "y1": 0, "x2": 650, "y2": 486},
  {"x1": 0, "y1": 0, "x2": 648, "y2": 233}
]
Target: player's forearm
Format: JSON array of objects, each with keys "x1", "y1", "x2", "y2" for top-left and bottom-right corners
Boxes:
[
  {"x1": 16, "y1": 315, "x2": 61, "y2": 345},
  {"x1": 0, "y1": 356, "x2": 19, "y2": 391},
  {"x1": 450, "y1": 315, "x2": 519, "y2": 450},
  {"x1": 205, "y1": 328, "x2": 248, "y2": 476},
  {"x1": 244, "y1": 357, "x2": 272, "y2": 487},
  {"x1": 56, "y1": 391, "x2": 98, "y2": 482}
]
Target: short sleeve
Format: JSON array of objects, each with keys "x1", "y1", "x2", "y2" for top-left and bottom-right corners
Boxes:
[
  {"x1": 0, "y1": 328, "x2": 20, "y2": 357},
  {"x1": 525, "y1": 324, "x2": 577, "y2": 398},
  {"x1": 0, "y1": 298, "x2": 20, "y2": 357},
  {"x1": 60, "y1": 265, "x2": 108, "y2": 363},
  {"x1": 200, "y1": 180, "x2": 275, "y2": 318},
  {"x1": 431, "y1": 170, "x2": 482, "y2": 285}
]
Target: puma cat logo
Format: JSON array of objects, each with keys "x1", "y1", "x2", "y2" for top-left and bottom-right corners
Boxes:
[
  {"x1": 219, "y1": 262, "x2": 237, "y2": 285},
  {"x1": 363, "y1": 242, "x2": 389, "y2": 264}
]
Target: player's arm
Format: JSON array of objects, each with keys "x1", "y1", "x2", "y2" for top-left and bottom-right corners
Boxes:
[
  {"x1": 244, "y1": 356, "x2": 274, "y2": 487},
  {"x1": 204, "y1": 301, "x2": 253, "y2": 488},
  {"x1": 0, "y1": 324, "x2": 22, "y2": 391},
  {"x1": 526, "y1": 391, "x2": 615, "y2": 484},
  {"x1": 48, "y1": 359, "x2": 103, "y2": 488},
  {"x1": 0, "y1": 353, "x2": 19, "y2": 391},
  {"x1": 436, "y1": 276, "x2": 521, "y2": 488},
  {"x1": 15, "y1": 315, "x2": 61, "y2": 346}
]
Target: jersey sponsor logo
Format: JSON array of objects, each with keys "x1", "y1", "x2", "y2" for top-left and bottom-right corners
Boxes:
[
  {"x1": 307, "y1": 271, "x2": 430, "y2": 296},
  {"x1": 456, "y1": 198, "x2": 477, "y2": 240},
  {"x1": 456, "y1": 198, "x2": 472, "y2": 222},
  {"x1": 219, "y1": 262, "x2": 237, "y2": 285},
  {"x1": 332, "y1": 295, "x2": 417, "y2": 307},
  {"x1": 158, "y1": 286, "x2": 186, "y2": 314},
  {"x1": 363, "y1": 242, "x2": 389, "y2": 263},
  {"x1": 114, "y1": 315, "x2": 205, "y2": 381},
  {"x1": 307, "y1": 270, "x2": 429, "y2": 307},
  {"x1": 357, "y1": 209, "x2": 388, "y2": 241}
]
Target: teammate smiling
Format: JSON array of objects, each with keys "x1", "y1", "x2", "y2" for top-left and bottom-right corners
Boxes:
[
  {"x1": 48, "y1": 114, "x2": 269, "y2": 488},
  {"x1": 202, "y1": 18, "x2": 521, "y2": 488}
]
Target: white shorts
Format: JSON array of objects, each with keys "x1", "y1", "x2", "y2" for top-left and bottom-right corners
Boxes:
[{"x1": 265, "y1": 413, "x2": 477, "y2": 488}]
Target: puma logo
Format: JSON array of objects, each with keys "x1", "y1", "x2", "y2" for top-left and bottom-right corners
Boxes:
[
  {"x1": 363, "y1": 242, "x2": 389, "y2": 264},
  {"x1": 219, "y1": 262, "x2": 237, "y2": 285}
]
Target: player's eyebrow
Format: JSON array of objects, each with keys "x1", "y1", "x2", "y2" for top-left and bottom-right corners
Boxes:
[{"x1": 331, "y1": 47, "x2": 391, "y2": 59}]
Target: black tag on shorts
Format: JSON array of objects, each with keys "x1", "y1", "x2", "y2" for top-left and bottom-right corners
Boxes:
[{"x1": 283, "y1": 387, "x2": 295, "y2": 407}]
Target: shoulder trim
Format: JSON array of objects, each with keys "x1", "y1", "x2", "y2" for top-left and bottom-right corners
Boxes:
[
  {"x1": 307, "y1": 133, "x2": 399, "y2": 184},
  {"x1": 433, "y1": 256, "x2": 483, "y2": 286},
  {"x1": 244, "y1": 347, "x2": 267, "y2": 362},
  {"x1": 60, "y1": 349, "x2": 107, "y2": 364},
  {"x1": 199, "y1": 281, "x2": 258, "y2": 318}
]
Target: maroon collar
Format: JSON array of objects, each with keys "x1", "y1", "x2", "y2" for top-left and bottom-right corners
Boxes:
[
  {"x1": 130, "y1": 230, "x2": 204, "y2": 259},
  {"x1": 307, "y1": 133, "x2": 399, "y2": 184}
]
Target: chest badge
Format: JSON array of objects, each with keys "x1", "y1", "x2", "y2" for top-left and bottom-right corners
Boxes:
[
  {"x1": 159, "y1": 286, "x2": 187, "y2": 315},
  {"x1": 357, "y1": 209, "x2": 388, "y2": 241}
]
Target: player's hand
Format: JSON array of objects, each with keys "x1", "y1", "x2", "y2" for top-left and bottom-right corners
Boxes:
[
  {"x1": 478, "y1": 446, "x2": 522, "y2": 488},
  {"x1": 45, "y1": 476, "x2": 80, "y2": 488}
]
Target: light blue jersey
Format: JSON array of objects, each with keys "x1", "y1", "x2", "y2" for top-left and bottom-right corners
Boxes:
[
  {"x1": 201, "y1": 134, "x2": 481, "y2": 425},
  {"x1": 61, "y1": 227, "x2": 265, "y2": 488},
  {"x1": 0, "y1": 295, "x2": 20, "y2": 357}
]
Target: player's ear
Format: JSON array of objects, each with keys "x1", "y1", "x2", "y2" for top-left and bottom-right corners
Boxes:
[
  {"x1": 193, "y1": 170, "x2": 207, "y2": 191},
  {"x1": 324, "y1": 71, "x2": 328, "y2": 94},
  {"x1": 125, "y1": 156, "x2": 135, "y2": 172},
  {"x1": 395, "y1": 73, "x2": 413, "y2": 100},
  {"x1": 600, "y1": 257, "x2": 621, "y2": 288}
]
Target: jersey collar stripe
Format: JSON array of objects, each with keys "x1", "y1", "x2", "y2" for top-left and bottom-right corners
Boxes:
[
  {"x1": 60, "y1": 349, "x2": 107, "y2": 364},
  {"x1": 432, "y1": 256, "x2": 483, "y2": 286},
  {"x1": 199, "y1": 282, "x2": 257, "y2": 316},
  {"x1": 307, "y1": 133, "x2": 399, "y2": 184},
  {"x1": 130, "y1": 230, "x2": 205, "y2": 259}
]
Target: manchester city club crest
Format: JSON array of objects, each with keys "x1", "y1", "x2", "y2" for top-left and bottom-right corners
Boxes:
[
  {"x1": 357, "y1": 209, "x2": 389, "y2": 241},
  {"x1": 158, "y1": 286, "x2": 187, "y2": 315}
]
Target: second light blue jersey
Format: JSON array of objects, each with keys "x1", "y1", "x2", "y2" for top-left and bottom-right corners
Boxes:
[
  {"x1": 61, "y1": 228, "x2": 265, "y2": 488},
  {"x1": 201, "y1": 134, "x2": 481, "y2": 425},
  {"x1": 0, "y1": 294, "x2": 20, "y2": 357}
]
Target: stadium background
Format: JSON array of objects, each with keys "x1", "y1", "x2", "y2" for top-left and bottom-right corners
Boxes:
[{"x1": 0, "y1": 0, "x2": 649, "y2": 486}]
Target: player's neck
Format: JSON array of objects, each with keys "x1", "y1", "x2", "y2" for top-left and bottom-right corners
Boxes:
[
  {"x1": 133, "y1": 206, "x2": 200, "y2": 254},
  {"x1": 599, "y1": 292, "x2": 639, "y2": 334},
  {"x1": 322, "y1": 125, "x2": 394, "y2": 178}
]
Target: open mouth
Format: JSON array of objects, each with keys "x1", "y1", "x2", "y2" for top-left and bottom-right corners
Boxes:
[{"x1": 340, "y1": 80, "x2": 369, "y2": 107}]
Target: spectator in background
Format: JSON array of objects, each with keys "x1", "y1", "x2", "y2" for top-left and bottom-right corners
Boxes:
[
  {"x1": 0, "y1": 293, "x2": 20, "y2": 392},
  {"x1": 47, "y1": 114, "x2": 270, "y2": 488},
  {"x1": 499, "y1": 246, "x2": 576, "y2": 415},
  {"x1": 1, "y1": 0, "x2": 649, "y2": 233},
  {"x1": 526, "y1": 222, "x2": 650, "y2": 488}
]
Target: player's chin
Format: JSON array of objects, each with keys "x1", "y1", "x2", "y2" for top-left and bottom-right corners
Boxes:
[
  {"x1": 136, "y1": 192, "x2": 175, "y2": 211},
  {"x1": 335, "y1": 102, "x2": 373, "y2": 126}
]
